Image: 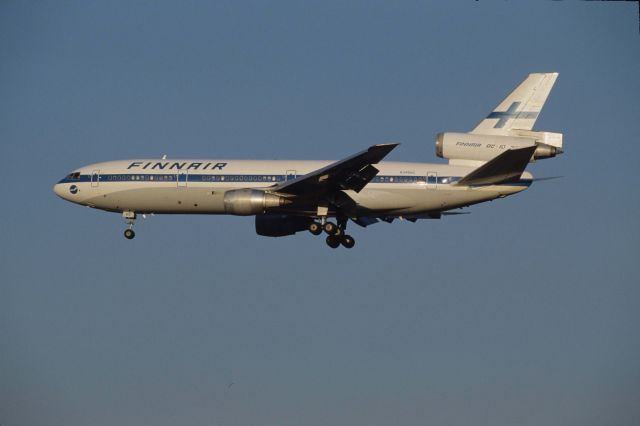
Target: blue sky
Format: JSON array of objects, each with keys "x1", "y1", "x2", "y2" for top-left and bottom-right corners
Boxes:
[{"x1": 1, "y1": 2, "x2": 639, "y2": 425}]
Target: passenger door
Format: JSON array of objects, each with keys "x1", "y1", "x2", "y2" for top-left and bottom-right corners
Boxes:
[
  {"x1": 177, "y1": 171, "x2": 188, "y2": 188},
  {"x1": 91, "y1": 170, "x2": 100, "y2": 188},
  {"x1": 427, "y1": 172, "x2": 437, "y2": 189}
]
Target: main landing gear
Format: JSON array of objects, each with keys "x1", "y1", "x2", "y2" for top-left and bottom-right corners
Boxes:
[
  {"x1": 308, "y1": 218, "x2": 355, "y2": 249},
  {"x1": 123, "y1": 211, "x2": 136, "y2": 240}
]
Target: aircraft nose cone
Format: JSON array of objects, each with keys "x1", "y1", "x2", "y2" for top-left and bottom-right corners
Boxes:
[{"x1": 53, "y1": 183, "x2": 68, "y2": 200}]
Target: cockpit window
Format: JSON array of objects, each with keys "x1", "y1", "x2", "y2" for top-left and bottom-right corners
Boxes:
[{"x1": 67, "y1": 172, "x2": 81, "y2": 180}]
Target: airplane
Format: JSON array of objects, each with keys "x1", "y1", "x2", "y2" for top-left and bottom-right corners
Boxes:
[{"x1": 53, "y1": 72, "x2": 562, "y2": 249}]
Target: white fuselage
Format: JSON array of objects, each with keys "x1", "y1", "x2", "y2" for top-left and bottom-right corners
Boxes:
[{"x1": 53, "y1": 158, "x2": 532, "y2": 217}]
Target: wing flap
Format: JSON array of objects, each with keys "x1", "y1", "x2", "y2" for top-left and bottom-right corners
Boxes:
[{"x1": 343, "y1": 164, "x2": 380, "y2": 192}]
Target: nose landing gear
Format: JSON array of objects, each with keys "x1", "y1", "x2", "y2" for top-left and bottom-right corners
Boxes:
[{"x1": 122, "y1": 211, "x2": 136, "y2": 240}]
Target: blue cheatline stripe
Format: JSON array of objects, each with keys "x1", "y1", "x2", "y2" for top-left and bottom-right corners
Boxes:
[
  {"x1": 58, "y1": 174, "x2": 290, "y2": 184},
  {"x1": 59, "y1": 173, "x2": 460, "y2": 184},
  {"x1": 57, "y1": 174, "x2": 531, "y2": 186}
]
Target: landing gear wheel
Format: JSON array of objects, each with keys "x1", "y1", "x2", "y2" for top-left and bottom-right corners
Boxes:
[
  {"x1": 309, "y1": 222, "x2": 322, "y2": 235},
  {"x1": 326, "y1": 235, "x2": 340, "y2": 248},
  {"x1": 122, "y1": 211, "x2": 137, "y2": 240},
  {"x1": 334, "y1": 227, "x2": 343, "y2": 237},
  {"x1": 341, "y1": 235, "x2": 355, "y2": 249},
  {"x1": 323, "y1": 222, "x2": 337, "y2": 235}
]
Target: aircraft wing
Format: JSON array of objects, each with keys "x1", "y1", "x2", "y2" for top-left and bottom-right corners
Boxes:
[{"x1": 272, "y1": 143, "x2": 399, "y2": 196}]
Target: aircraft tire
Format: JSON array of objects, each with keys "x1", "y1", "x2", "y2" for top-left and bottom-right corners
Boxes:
[
  {"x1": 124, "y1": 229, "x2": 135, "y2": 240},
  {"x1": 309, "y1": 222, "x2": 322, "y2": 235},
  {"x1": 326, "y1": 235, "x2": 340, "y2": 248},
  {"x1": 323, "y1": 222, "x2": 337, "y2": 235},
  {"x1": 341, "y1": 235, "x2": 355, "y2": 249}
]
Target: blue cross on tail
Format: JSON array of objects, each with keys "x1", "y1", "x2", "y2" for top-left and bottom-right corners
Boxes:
[{"x1": 486, "y1": 101, "x2": 539, "y2": 128}]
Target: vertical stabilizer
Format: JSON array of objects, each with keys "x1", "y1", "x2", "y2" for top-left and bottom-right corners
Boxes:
[{"x1": 471, "y1": 73, "x2": 558, "y2": 135}]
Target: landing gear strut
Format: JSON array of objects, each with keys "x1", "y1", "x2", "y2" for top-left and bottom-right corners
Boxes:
[{"x1": 123, "y1": 211, "x2": 136, "y2": 240}]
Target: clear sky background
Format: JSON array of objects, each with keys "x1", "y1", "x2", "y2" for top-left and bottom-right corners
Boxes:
[{"x1": 1, "y1": 1, "x2": 639, "y2": 425}]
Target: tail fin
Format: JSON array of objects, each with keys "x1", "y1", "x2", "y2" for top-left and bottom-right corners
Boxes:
[{"x1": 471, "y1": 73, "x2": 559, "y2": 135}]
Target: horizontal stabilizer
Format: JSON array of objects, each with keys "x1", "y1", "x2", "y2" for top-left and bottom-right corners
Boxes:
[
  {"x1": 456, "y1": 145, "x2": 536, "y2": 186},
  {"x1": 532, "y1": 176, "x2": 563, "y2": 182}
]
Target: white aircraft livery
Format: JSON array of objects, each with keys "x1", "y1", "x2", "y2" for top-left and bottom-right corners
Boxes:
[{"x1": 54, "y1": 73, "x2": 562, "y2": 249}]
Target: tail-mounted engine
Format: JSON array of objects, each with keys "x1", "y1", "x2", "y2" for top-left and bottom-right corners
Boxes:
[
  {"x1": 435, "y1": 131, "x2": 563, "y2": 162},
  {"x1": 223, "y1": 189, "x2": 291, "y2": 216}
]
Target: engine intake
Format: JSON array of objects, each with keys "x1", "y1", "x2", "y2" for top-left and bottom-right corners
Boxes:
[{"x1": 223, "y1": 189, "x2": 290, "y2": 216}]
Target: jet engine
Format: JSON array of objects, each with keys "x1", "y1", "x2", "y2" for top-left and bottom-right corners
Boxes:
[
  {"x1": 223, "y1": 189, "x2": 290, "y2": 216},
  {"x1": 435, "y1": 131, "x2": 562, "y2": 162},
  {"x1": 255, "y1": 214, "x2": 312, "y2": 237}
]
